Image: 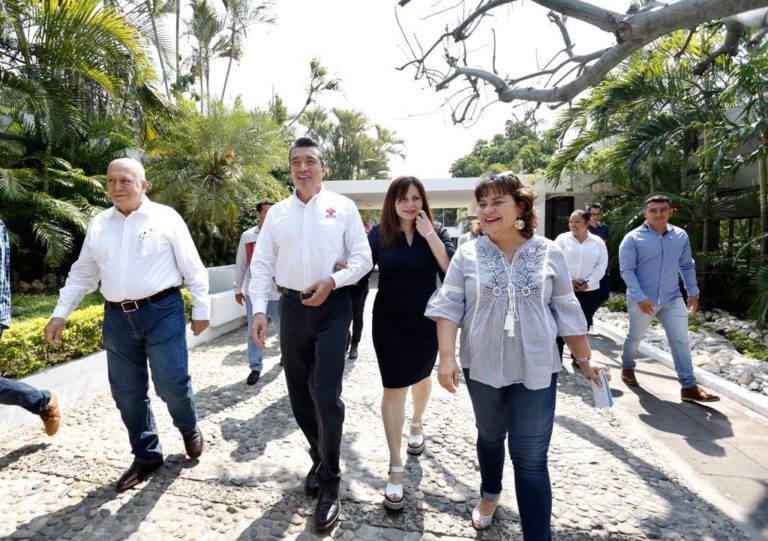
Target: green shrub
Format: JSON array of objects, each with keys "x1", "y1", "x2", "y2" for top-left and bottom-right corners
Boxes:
[
  {"x1": 604, "y1": 296, "x2": 628, "y2": 312},
  {"x1": 0, "y1": 305, "x2": 104, "y2": 378},
  {"x1": 725, "y1": 331, "x2": 768, "y2": 362},
  {"x1": 1, "y1": 289, "x2": 194, "y2": 378}
]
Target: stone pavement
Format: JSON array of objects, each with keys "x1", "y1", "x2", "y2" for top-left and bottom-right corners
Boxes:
[{"x1": 0, "y1": 285, "x2": 760, "y2": 540}]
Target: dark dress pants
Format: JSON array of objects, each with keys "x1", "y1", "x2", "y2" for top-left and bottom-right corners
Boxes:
[
  {"x1": 280, "y1": 290, "x2": 351, "y2": 494},
  {"x1": 349, "y1": 284, "x2": 369, "y2": 345},
  {"x1": 557, "y1": 289, "x2": 602, "y2": 360}
]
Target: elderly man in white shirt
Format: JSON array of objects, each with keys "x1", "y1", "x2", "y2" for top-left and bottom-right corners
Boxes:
[
  {"x1": 554, "y1": 209, "x2": 608, "y2": 360},
  {"x1": 234, "y1": 199, "x2": 281, "y2": 386},
  {"x1": 250, "y1": 137, "x2": 372, "y2": 532},
  {"x1": 44, "y1": 158, "x2": 210, "y2": 493}
]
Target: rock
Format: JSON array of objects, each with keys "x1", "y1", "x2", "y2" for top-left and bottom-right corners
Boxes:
[
  {"x1": 30, "y1": 279, "x2": 46, "y2": 291},
  {"x1": 737, "y1": 371, "x2": 754, "y2": 386}
]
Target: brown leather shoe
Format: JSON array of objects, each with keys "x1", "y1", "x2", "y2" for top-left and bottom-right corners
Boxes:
[
  {"x1": 40, "y1": 391, "x2": 61, "y2": 436},
  {"x1": 115, "y1": 459, "x2": 164, "y2": 492},
  {"x1": 183, "y1": 426, "x2": 204, "y2": 459},
  {"x1": 681, "y1": 385, "x2": 720, "y2": 403},
  {"x1": 621, "y1": 368, "x2": 639, "y2": 387}
]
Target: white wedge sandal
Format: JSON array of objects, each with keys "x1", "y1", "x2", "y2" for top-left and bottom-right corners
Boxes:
[
  {"x1": 383, "y1": 465, "x2": 405, "y2": 511},
  {"x1": 406, "y1": 421, "x2": 425, "y2": 455}
]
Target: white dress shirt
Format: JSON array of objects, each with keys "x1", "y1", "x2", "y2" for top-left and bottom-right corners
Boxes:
[
  {"x1": 249, "y1": 186, "x2": 373, "y2": 314},
  {"x1": 234, "y1": 225, "x2": 279, "y2": 300},
  {"x1": 53, "y1": 197, "x2": 210, "y2": 320},
  {"x1": 554, "y1": 231, "x2": 608, "y2": 291}
]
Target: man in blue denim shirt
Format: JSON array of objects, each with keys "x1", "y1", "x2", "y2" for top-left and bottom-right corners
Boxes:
[
  {"x1": 618, "y1": 195, "x2": 719, "y2": 402},
  {"x1": 0, "y1": 219, "x2": 62, "y2": 435}
]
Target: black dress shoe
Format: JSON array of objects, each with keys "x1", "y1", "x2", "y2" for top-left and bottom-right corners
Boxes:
[
  {"x1": 314, "y1": 491, "x2": 341, "y2": 532},
  {"x1": 305, "y1": 465, "x2": 319, "y2": 496},
  {"x1": 246, "y1": 370, "x2": 261, "y2": 385},
  {"x1": 115, "y1": 459, "x2": 164, "y2": 492},
  {"x1": 183, "y1": 426, "x2": 204, "y2": 459},
  {"x1": 348, "y1": 343, "x2": 358, "y2": 360}
]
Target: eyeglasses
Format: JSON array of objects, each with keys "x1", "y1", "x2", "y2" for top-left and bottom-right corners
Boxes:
[{"x1": 590, "y1": 212, "x2": 602, "y2": 217}]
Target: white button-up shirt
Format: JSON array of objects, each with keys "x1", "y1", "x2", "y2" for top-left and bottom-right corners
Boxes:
[
  {"x1": 554, "y1": 231, "x2": 608, "y2": 291},
  {"x1": 234, "y1": 225, "x2": 279, "y2": 300},
  {"x1": 249, "y1": 186, "x2": 373, "y2": 314},
  {"x1": 53, "y1": 197, "x2": 210, "y2": 319}
]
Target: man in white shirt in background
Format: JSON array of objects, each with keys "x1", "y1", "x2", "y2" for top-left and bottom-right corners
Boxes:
[
  {"x1": 234, "y1": 199, "x2": 280, "y2": 386},
  {"x1": 457, "y1": 219, "x2": 482, "y2": 247},
  {"x1": 250, "y1": 137, "x2": 372, "y2": 532},
  {"x1": 43, "y1": 158, "x2": 210, "y2": 492}
]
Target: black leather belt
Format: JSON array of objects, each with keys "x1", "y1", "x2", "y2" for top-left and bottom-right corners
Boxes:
[
  {"x1": 277, "y1": 286, "x2": 349, "y2": 299},
  {"x1": 106, "y1": 286, "x2": 180, "y2": 313}
]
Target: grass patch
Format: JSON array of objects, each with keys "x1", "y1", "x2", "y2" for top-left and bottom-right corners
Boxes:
[
  {"x1": 604, "y1": 296, "x2": 627, "y2": 312},
  {"x1": 12, "y1": 291, "x2": 104, "y2": 322},
  {"x1": 725, "y1": 331, "x2": 768, "y2": 362}
]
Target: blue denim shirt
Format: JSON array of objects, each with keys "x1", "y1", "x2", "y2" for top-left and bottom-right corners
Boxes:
[{"x1": 619, "y1": 221, "x2": 699, "y2": 305}]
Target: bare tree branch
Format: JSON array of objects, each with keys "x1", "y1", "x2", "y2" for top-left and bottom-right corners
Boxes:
[{"x1": 398, "y1": 0, "x2": 768, "y2": 123}]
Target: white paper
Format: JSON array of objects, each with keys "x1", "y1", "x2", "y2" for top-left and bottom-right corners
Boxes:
[{"x1": 591, "y1": 369, "x2": 614, "y2": 409}]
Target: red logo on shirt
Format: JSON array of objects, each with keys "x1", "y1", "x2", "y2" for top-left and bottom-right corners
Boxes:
[{"x1": 325, "y1": 207, "x2": 337, "y2": 218}]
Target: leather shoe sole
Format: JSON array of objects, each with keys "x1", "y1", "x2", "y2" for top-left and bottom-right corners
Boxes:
[
  {"x1": 115, "y1": 459, "x2": 164, "y2": 492},
  {"x1": 621, "y1": 369, "x2": 639, "y2": 387},
  {"x1": 183, "y1": 427, "x2": 204, "y2": 459},
  {"x1": 314, "y1": 492, "x2": 341, "y2": 532}
]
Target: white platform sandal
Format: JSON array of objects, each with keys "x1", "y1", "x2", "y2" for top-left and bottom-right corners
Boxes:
[
  {"x1": 471, "y1": 499, "x2": 499, "y2": 530},
  {"x1": 383, "y1": 465, "x2": 405, "y2": 511},
  {"x1": 406, "y1": 421, "x2": 425, "y2": 455}
]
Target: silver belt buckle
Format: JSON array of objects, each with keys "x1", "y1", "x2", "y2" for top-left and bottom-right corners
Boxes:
[{"x1": 120, "y1": 300, "x2": 139, "y2": 313}]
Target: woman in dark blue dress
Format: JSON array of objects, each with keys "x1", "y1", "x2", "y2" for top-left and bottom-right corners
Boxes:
[{"x1": 369, "y1": 176, "x2": 455, "y2": 510}]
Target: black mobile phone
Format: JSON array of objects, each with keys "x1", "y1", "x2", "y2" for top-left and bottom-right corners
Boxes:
[{"x1": 300, "y1": 291, "x2": 314, "y2": 300}]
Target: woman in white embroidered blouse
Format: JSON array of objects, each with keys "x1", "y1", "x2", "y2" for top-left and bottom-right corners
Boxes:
[{"x1": 425, "y1": 172, "x2": 607, "y2": 538}]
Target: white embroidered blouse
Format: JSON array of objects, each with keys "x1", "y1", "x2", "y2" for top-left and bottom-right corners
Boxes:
[{"x1": 425, "y1": 234, "x2": 587, "y2": 390}]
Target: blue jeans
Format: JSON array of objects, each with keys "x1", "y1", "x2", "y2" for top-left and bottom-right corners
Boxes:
[
  {"x1": 102, "y1": 289, "x2": 197, "y2": 463},
  {"x1": 0, "y1": 377, "x2": 51, "y2": 414},
  {"x1": 245, "y1": 297, "x2": 280, "y2": 372},
  {"x1": 621, "y1": 297, "x2": 696, "y2": 388},
  {"x1": 465, "y1": 370, "x2": 556, "y2": 541}
]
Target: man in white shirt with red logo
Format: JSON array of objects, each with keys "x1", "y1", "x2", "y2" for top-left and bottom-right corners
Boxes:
[
  {"x1": 250, "y1": 137, "x2": 372, "y2": 532},
  {"x1": 234, "y1": 199, "x2": 280, "y2": 385},
  {"x1": 43, "y1": 158, "x2": 210, "y2": 492}
]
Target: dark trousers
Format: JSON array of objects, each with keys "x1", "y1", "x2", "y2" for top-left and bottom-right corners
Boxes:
[
  {"x1": 280, "y1": 290, "x2": 351, "y2": 494},
  {"x1": 349, "y1": 284, "x2": 369, "y2": 345},
  {"x1": 557, "y1": 289, "x2": 602, "y2": 360}
]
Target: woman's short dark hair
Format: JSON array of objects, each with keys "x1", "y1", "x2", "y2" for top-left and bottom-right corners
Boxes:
[
  {"x1": 380, "y1": 176, "x2": 434, "y2": 247},
  {"x1": 474, "y1": 171, "x2": 537, "y2": 239}
]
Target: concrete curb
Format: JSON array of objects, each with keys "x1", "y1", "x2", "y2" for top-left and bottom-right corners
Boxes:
[
  {"x1": 595, "y1": 318, "x2": 768, "y2": 419},
  {"x1": 0, "y1": 317, "x2": 247, "y2": 434}
]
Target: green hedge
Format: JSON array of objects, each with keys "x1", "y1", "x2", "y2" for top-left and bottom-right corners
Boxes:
[{"x1": 0, "y1": 289, "x2": 193, "y2": 378}]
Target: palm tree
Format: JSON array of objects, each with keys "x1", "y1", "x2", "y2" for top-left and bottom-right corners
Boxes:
[
  {"x1": 186, "y1": 0, "x2": 225, "y2": 115},
  {"x1": 147, "y1": 99, "x2": 289, "y2": 264},
  {"x1": 219, "y1": 0, "x2": 274, "y2": 101}
]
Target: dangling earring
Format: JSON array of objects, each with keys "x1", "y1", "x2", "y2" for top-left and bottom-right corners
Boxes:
[{"x1": 514, "y1": 218, "x2": 525, "y2": 230}]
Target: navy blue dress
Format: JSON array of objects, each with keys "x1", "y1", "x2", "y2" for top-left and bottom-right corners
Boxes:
[{"x1": 368, "y1": 224, "x2": 456, "y2": 388}]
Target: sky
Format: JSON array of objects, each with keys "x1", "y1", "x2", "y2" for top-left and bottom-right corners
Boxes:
[{"x1": 210, "y1": 0, "x2": 616, "y2": 178}]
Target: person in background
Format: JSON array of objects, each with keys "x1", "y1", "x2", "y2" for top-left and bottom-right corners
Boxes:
[
  {"x1": 345, "y1": 279, "x2": 368, "y2": 360},
  {"x1": 44, "y1": 158, "x2": 210, "y2": 492},
  {"x1": 457, "y1": 219, "x2": 482, "y2": 247},
  {"x1": 555, "y1": 210, "x2": 608, "y2": 365},
  {"x1": 367, "y1": 176, "x2": 454, "y2": 511},
  {"x1": 249, "y1": 137, "x2": 372, "y2": 532},
  {"x1": 426, "y1": 172, "x2": 607, "y2": 538},
  {"x1": 587, "y1": 202, "x2": 610, "y2": 324},
  {"x1": 234, "y1": 200, "x2": 280, "y2": 385},
  {"x1": 618, "y1": 195, "x2": 719, "y2": 403},
  {"x1": 0, "y1": 218, "x2": 61, "y2": 436}
]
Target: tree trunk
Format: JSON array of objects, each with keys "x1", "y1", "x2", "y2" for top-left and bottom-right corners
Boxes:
[
  {"x1": 221, "y1": 25, "x2": 236, "y2": 100},
  {"x1": 759, "y1": 151, "x2": 768, "y2": 256},
  {"x1": 147, "y1": 2, "x2": 171, "y2": 97},
  {"x1": 176, "y1": 0, "x2": 181, "y2": 88}
]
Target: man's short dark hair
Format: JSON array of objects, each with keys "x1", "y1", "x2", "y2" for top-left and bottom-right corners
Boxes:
[
  {"x1": 289, "y1": 137, "x2": 325, "y2": 165},
  {"x1": 587, "y1": 202, "x2": 603, "y2": 211},
  {"x1": 644, "y1": 195, "x2": 672, "y2": 208},
  {"x1": 255, "y1": 199, "x2": 275, "y2": 213}
]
